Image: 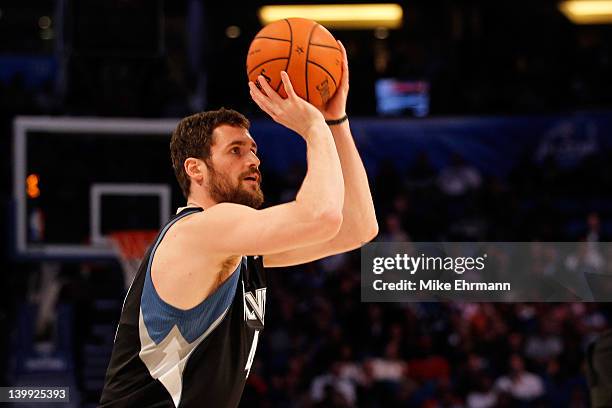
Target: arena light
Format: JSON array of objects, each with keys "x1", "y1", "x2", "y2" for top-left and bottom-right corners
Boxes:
[
  {"x1": 258, "y1": 4, "x2": 403, "y2": 29},
  {"x1": 559, "y1": 0, "x2": 612, "y2": 24}
]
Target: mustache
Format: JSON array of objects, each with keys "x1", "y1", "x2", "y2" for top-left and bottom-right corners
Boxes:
[{"x1": 240, "y1": 169, "x2": 262, "y2": 182}]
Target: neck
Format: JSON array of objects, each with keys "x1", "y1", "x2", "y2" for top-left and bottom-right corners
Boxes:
[{"x1": 186, "y1": 189, "x2": 217, "y2": 210}]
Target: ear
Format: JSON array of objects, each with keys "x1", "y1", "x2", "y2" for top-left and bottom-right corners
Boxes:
[{"x1": 184, "y1": 157, "x2": 207, "y2": 187}]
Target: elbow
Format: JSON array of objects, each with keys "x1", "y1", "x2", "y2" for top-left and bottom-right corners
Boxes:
[
  {"x1": 316, "y1": 209, "x2": 344, "y2": 240},
  {"x1": 352, "y1": 215, "x2": 379, "y2": 249},
  {"x1": 339, "y1": 218, "x2": 378, "y2": 253},
  {"x1": 356, "y1": 218, "x2": 378, "y2": 248},
  {"x1": 364, "y1": 219, "x2": 379, "y2": 243}
]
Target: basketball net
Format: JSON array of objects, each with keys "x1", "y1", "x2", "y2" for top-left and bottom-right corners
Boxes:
[{"x1": 108, "y1": 230, "x2": 158, "y2": 289}]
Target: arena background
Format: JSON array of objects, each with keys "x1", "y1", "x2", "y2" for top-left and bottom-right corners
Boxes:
[{"x1": 1, "y1": 0, "x2": 612, "y2": 406}]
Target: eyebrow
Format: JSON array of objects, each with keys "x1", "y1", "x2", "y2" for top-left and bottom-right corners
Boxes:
[{"x1": 227, "y1": 140, "x2": 258, "y2": 152}]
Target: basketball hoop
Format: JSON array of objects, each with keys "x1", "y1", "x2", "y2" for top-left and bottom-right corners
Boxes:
[{"x1": 108, "y1": 230, "x2": 158, "y2": 289}]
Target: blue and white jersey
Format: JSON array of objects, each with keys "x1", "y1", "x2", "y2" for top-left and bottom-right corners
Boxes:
[{"x1": 100, "y1": 207, "x2": 267, "y2": 408}]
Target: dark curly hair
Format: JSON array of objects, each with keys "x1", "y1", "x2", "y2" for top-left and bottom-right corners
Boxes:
[{"x1": 170, "y1": 108, "x2": 250, "y2": 199}]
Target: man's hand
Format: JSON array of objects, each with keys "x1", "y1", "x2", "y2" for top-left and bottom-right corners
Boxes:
[
  {"x1": 249, "y1": 71, "x2": 326, "y2": 138},
  {"x1": 319, "y1": 40, "x2": 349, "y2": 121}
]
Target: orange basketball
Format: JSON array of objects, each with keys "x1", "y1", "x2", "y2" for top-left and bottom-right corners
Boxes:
[{"x1": 246, "y1": 18, "x2": 342, "y2": 107}]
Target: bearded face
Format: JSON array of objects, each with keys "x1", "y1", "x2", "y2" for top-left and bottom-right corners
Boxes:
[{"x1": 206, "y1": 161, "x2": 264, "y2": 209}]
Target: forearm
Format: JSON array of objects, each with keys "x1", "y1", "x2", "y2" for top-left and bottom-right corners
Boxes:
[
  {"x1": 330, "y1": 120, "x2": 378, "y2": 239},
  {"x1": 295, "y1": 122, "x2": 345, "y2": 218},
  {"x1": 248, "y1": 70, "x2": 344, "y2": 220}
]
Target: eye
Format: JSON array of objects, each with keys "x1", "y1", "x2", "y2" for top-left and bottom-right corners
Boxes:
[{"x1": 231, "y1": 147, "x2": 240, "y2": 154}]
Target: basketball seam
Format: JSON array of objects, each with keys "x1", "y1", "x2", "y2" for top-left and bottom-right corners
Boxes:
[
  {"x1": 309, "y1": 43, "x2": 341, "y2": 51},
  {"x1": 304, "y1": 23, "x2": 318, "y2": 103},
  {"x1": 306, "y1": 60, "x2": 338, "y2": 89},
  {"x1": 277, "y1": 19, "x2": 293, "y2": 93},
  {"x1": 253, "y1": 36, "x2": 291, "y2": 43},
  {"x1": 247, "y1": 57, "x2": 289, "y2": 76}
]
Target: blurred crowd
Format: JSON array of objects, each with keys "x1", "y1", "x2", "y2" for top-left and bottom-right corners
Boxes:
[
  {"x1": 233, "y1": 146, "x2": 612, "y2": 407},
  {"x1": 2, "y1": 77, "x2": 612, "y2": 405}
]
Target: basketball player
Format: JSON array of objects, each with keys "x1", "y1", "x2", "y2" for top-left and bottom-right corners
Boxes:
[
  {"x1": 99, "y1": 41, "x2": 377, "y2": 407},
  {"x1": 587, "y1": 329, "x2": 612, "y2": 407}
]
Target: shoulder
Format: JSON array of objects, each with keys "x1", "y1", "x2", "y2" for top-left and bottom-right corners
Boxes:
[
  {"x1": 170, "y1": 203, "x2": 259, "y2": 254},
  {"x1": 193, "y1": 203, "x2": 256, "y2": 220},
  {"x1": 177, "y1": 203, "x2": 255, "y2": 229}
]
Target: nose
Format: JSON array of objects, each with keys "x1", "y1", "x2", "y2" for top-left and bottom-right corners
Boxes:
[{"x1": 247, "y1": 150, "x2": 260, "y2": 167}]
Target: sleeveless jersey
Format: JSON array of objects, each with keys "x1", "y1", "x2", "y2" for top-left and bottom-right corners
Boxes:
[{"x1": 99, "y1": 206, "x2": 267, "y2": 408}]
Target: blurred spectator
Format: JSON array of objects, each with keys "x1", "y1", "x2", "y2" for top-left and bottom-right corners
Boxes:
[
  {"x1": 466, "y1": 375, "x2": 497, "y2": 408},
  {"x1": 586, "y1": 212, "x2": 601, "y2": 243},
  {"x1": 407, "y1": 335, "x2": 450, "y2": 383},
  {"x1": 365, "y1": 341, "x2": 407, "y2": 385},
  {"x1": 438, "y1": 154, "x2": 482, "y2": 196},
  {"x1": 405, "y1": 152, "x2": 438, "y2": 190},
  {"x1": 421, "y1": 378, "x2": 463, "y2": 408},
  {"x1": 378, "y1": 213, "x2": 410, "y2": 242},
  {"x1": 310, "y1": 362, "x2": 356, "y2": 407},
  {"x1": 494, "y1": 354, "x2": 545, "y2": 403},
  {"x1": 336, "y1": 345, "x2": 366, "y2": 389},
  {"x1": 587, "y1": 330, "x2": 612, "y2": 408},
  {"x1": 524, "y1": 320, "x2": 563, "y2": 365},
  {"x1": 362, "y1": 341, "x2": 408, "y2": 407},
  {"x1": 565, "y1": 241, "x2": 604, "y2": 275}
]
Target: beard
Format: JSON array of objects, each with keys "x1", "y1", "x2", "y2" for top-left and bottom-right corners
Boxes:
[{"x1": 206, "y1": 163, "x2": 264, "y2": 209}]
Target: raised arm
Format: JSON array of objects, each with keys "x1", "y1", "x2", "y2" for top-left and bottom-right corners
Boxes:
[
  {"x1": 264, "y1": 41, "x2": 378, "y2": 267},
  {"x1": 184, "y1": 72, "x2": 345, "y2": 256}
]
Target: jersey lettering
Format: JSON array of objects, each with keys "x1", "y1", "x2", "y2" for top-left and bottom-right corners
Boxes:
[{"x1": 243, "y1": 287, "x2": 266, "y2": 326}]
